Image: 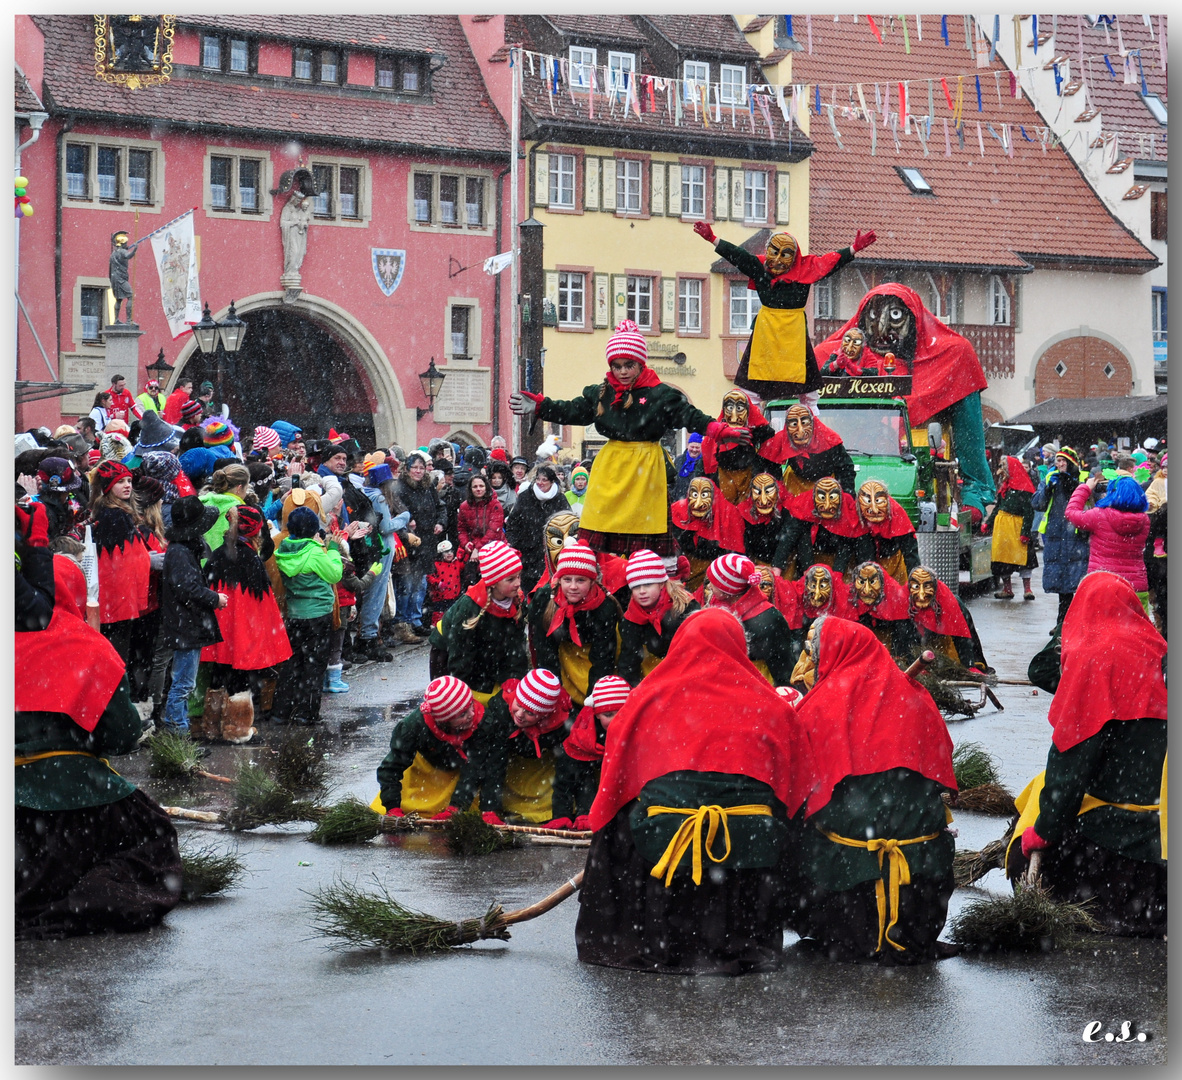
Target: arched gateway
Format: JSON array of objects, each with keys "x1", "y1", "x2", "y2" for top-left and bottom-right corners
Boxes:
[{"x1": 167, "y1": 292, "x2": 415, "y2": 448}]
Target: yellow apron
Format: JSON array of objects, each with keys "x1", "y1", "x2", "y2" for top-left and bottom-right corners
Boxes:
[
  {"x1": 559, "y1": 640, "x2": 593, "y2": 708},
  {"x1": 502, "y1": 751, "x2": 556, "y2": 823},
  {"x1": 990, "y1": 509, "x2": 1028, "y2": 566},
  {"x1": 368, "y1": 752, "x2": 481, "y2": 816},
  {"x1": 580, "y1": 440, "x2": 668, "y2": 536},
  {"x1": 780, "y1": 469, "x2": 815, "y2": 499},
  {"x1": 930, "y1": 633, "x2": 960, "y2": 664},
  {"x1": 471, "y1": 686, "x2": 500, "y2": 707},
  {"x1": 640, "y1": 649, "x2": 662, "y2": 680},
  {"x1": 879, "y1": 549, "x2": 908, "y2": 587},
  {"x1": 748, "y1": 306, "x2": 807, "y2": 384},
  {"x1": 752, "y1": 658, "x2": 774, "y2": 686}
]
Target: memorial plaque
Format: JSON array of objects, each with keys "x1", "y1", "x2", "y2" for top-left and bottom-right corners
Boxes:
[
  {"x1": 432, "y1": 366, "x2": 490, "y2": 424},
  {"x1": 60, "y1": 353, "x2": 108, "y2": 414}
]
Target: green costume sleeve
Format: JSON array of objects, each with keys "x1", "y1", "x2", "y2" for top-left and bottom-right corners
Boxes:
[
  {"x1": 1034, "y1": 735, "x2": 1105, "y2": 844},
  {"x1": 772, "y1": 515, "x2": 805, "y2": 573},
  {"x1": 900, "y1": 533, "x2": 921, "y2": 574},
  {"x1": 747, "y1": 608, "x2": 797, "y2": 687},
  {"x1": 616, "y1": 619, "x2": 645, "y2": 686},
  {"x1": 527, "y1": 587, "x2": 561, "y2": 675},
  {"x1": 536, "y1": 386, "x2": 598, "y2": 427},
  {"x1": 551, "y1": 748, "x2": 593, "y2": 820},
  {"x1": 585, "y1": 601, "x2": 621, "y2": 693},
  {"x1": 714, "y1": 239, "x2": 768, "y2": 286},
  {"x1": 376, "y1": 711, "x2": 427, "y2": 811}
]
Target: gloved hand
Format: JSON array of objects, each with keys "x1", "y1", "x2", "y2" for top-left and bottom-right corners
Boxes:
[
  {"x1": 15, "y1": 503, "x2": 49, "y2": 548},
  {"x1": 674, "y1": 556, "x2": 691, "y2": 582},
  {"x1": 692, "y1": 220, "x2": 717, "y2": 244},
  {"x1": 405, "y1": 532, "x2": 421, "y2": 548},
  {"x1": 542, "y1": 817, "x2": 573, "y2": 831},
  {"x1": 481, "y1": 811, "x2": 506, "y2": 826},
  {"x1": 1019, "y1": 535, "x2": 1029, "y2": 545},
  {"x1": 571, "y1": 815, "x2": 593, "y2": 831},
  {"x1": 433, "y1": 805, "x2": 460, "y2": 821},
  {"x1": 852, "y1": 228, "x2": 877, "y2": 252},
  {"x1": 1020, "y1": 826, "x2": 1049, "y2": 858},
  {"x1": 386, "y1": 807, "x2": 405, "y2": 818},
  {"x1": 705, "y1": 420, "x2": 752, "y2": 448},
  {"x1": 509, "y1": 390, "x2": 544, "y2": 417}
]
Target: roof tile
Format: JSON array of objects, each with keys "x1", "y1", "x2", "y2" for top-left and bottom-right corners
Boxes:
[
  {"x1": 643, "y1": 15, "x2": 759, "y2": 59},
  {"x1": 15, "y1": 67, "x2": 44, "y2": 114}
]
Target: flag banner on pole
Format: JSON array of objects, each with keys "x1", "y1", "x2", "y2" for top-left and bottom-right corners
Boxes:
[
  {"x1": 483, "y1": 251, "x2": 513, "y2": 276},
  {"x1": 149, "y1": 209, "x2": 201, "y2": 340}
]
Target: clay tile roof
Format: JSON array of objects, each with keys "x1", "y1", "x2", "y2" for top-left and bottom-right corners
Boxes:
[
  {"x1": 743, "y1": 17, "x2": 774, "y2": 34},
  {"x1": 760, "y1": 49, "x2": 791, "y2": 66},
  {"x1": 642, "y1": 15, "x2": 760, "y2": 58},
  {"x1": 15, "y1": 67, "x2": 44, "y2": 115},
  {"x1": 543, "y1": 15, "x2": 648, "y2": 46},
  {"x1": 789, "y1": 17, "x2": 1157, "y2": 270},
  {"x1": 178, "y1": 15, "x2": 440, "y2": 52},
  {"x1": 36, "y1": 15, "x2": 507, "y2": 156}
]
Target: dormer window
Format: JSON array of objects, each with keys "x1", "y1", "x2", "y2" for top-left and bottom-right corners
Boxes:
[
  {"x1": 376, "y1": 53, "x2": 425, "y2": 93},
  {"x1": 720, "y1": 64, "x2": 746, "y2": 104},
  {"x1": 608, "y1": 51, "x2": 635, "y2": 92},
  {"x1": 200, "y1": 32, "x2": 255, "y2": 74},
  {"x1": 569, "y1": 46, "x2": 596, "y2": 89},
  {"x1": 683, "y1": 59, "x2": 709, "y2": 101},
  {"x1": 293, "y1": 46, "x2": 343, "y2": 84},
  {"x1": 1142, "y1": 93, "x2": 1168, "y2": 126}
]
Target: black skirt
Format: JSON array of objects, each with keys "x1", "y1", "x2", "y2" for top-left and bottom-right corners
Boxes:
[
  {"x1": 15, "y1": 789, "x2": 183, "y2": 940},
  {"x1": 574, "y1": 802, "x2": 788, "y2": 975},
  {"x1": 734, "y1": 330, "x2": 824, "y2": 400}
]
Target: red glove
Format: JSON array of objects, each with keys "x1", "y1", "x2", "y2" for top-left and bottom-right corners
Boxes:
[
  {"x1": 674, "y1": 556, "x2": 692, "y2": 582},
  {"x1": 481, "y1": 811, "x2": 505, "y2": 826},
  {"x1": 519, "y1": 390, "x2": 544, "y2": 404},
  {"x1": 1019, "y1": 536, "x2": 1029, "y2": 545},
  {"x1": 852, "y1": 228, "x2": 877, "y2": 252},
  {"x1": 15, "y1": 503, "x2": 50, "y2": 548},
  {"x1": 1020, "y1": 827, "x2": 1049, "y2": 858},
  {"x1": 385, "y1": 807, "x2": 405, "y2": 818},
  {"x1": 433, "y1": 805, "x2": 460, "y2": 821},
  {"x1": 704, "y1": 421, "x2": 752, "y2": 447},
  {"x1": 542, "y1": 817, "x2": 573, "y2": 830},
  {"x1": 692, "y1": 220, "x2": 717, "y2": 244},
  {"x1": 572, "y1": 815, "x2": 593, "y2": 831}
]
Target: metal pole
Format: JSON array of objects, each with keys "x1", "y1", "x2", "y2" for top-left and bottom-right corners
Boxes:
[{"x1": 509, "y1": 44, "x2": 521, "y2": 455}]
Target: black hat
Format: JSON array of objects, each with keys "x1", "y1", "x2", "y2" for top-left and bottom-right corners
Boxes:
[
  {"x1": 166, "y1": 495, "x2": 220, "y2": 542},
  {"x1": 135, "y1": 409, "x2": 180, "y2": 451},
  {"x1": 510, "y1": 456, "x2": 529, "y2": 468}
]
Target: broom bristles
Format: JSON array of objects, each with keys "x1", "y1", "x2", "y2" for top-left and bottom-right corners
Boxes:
[
  {"x1": 147, "y1": 730, "x2": 206, "y2": 780},
  {"x1": 953, "y1": 837, "x2": 1008, "y2": 888},
  {"x1": 307, "y1": 798, "x2": 398, "y2": 845},
  {"x1": 179, "y1": 842, "x2": 247, "y2": 900},
  {"x1": 954, "y1": 782, "x2": 1017, "y2": 816},
  {"x1": 443, "y1": 810, "x2": 520, "y2": 856},
  {"x1": 952, "y1": 741, "x2": 1002, "y2": 790},
  {"x1": 948, "y1": 880, "x2": 1101, "y2": 951},
  {"x1": 223, "y1": 764, "x2": 321, "y2": 831},
  {"x1": 270, "y1": 732, "x2": 330, "y2": 795}
]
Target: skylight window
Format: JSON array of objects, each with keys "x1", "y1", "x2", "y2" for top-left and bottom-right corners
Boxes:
[
  {"x1": 1141, "y1": 93, "x2": 1168, "y2": 126},
  {"x1": 897, "y1": 167, "x2": 933, "y2": 194}
]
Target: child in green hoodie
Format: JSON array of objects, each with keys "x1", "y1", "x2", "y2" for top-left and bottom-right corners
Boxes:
[{"x1": 272, "y1": 506, "x2": 342, "y2": 725}]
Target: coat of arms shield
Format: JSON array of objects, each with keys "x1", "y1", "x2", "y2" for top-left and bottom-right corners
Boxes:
[{"x1": 372, "y1": 249, "x2": 406, "y2": 297}]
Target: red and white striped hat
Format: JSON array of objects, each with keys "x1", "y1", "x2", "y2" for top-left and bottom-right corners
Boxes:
[
  {"x1": 554, "y1": 541, "x2": 598, "y2": 580},
  {"x1": 478, "y1": 541, "x2": 522, "y2": 586},
  {"x1": 625, "y1": 548, "x2": 668, "y2": 587},
  {"x1": 707, "y1": 553, "x2": 761, "y2": 595},
  {"x1": 515, "y1": 669, "x2": 564, "y2": 715},
  {"x1": 253, "y1": 425, "x2": 281, "y2": 450},
  {"x1": 422, "y1": 676, "x2": 474, "y2": 722},
  {"x1": 605, "y1": 319, "x2": 647, "y2": 364},
  {"x1": 589, "y1": 675, "x2": 631, "y2": 713}
]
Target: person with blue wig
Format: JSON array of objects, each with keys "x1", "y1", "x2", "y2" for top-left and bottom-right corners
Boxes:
[{"x1": 1065, "y1": 472, "x2": 1152, "y2": 615}]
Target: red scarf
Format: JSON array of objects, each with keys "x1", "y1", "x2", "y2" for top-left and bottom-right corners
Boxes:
[
  {"x1": 466, "y1": 579, "x2": 521, "y2": 619},
  {"x1": 708, "y1": 584, "x2": 773, "y2": 622},
  {"x1": 912, "y1": 579, "x2": 971, "y2": 639},
  {"x1": 760, "y1": 416, "x2": 845, "y2": 465},
  {"x1": 624, "y1": 586, "x2": 673, "y2": 633},
  {"x1": 588, "y1": 609, "x2": 816, "y2": 830},
  {"x1": 670, "y1": 485, "x2": 748, "y2": 552},
  {"x1": 795, "y1": 567, "x2": 861, "y2": 625},
  {"x1": 749, "y1": 248, "x2": 846, "y2": 290},
  {"x1": 420, "y1": 700, "x2": 486, "y2": 761},
  {"x1": 546, "y1": 581, "x2": 607, "y2": 647},
  {"x1": 1048, "y1": 571, "x2": 1168, "y2": 752},
  {"x1": 700, "y1": 392, "x2": 769, "y2": 474},
  {"x1": 864, "y1": 497, "x2": 916, "y2": 540},
  {"x1": 502, "y1": 678, "x2": 572, "y2": 758},
  {"x1": 997, "y1": 455, "x2": 1036, "y2": 498},
  {"x1": 786, "y1": 489, "x2": 867, "y2": 539},
  {"x1": 563, "y1": 706, "x2": 606, "y2": 762},
  {"x1": 794, "y1": 617, "x2": 956, "y2": 816},
  {"x1": 849, "y1": 570, "x2": 912, "y2": 622},
  {"x1": 604, "y1": 364, "x2": 661, "y2": 407}
]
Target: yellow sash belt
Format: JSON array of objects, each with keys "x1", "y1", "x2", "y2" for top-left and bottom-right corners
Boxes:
[
  {"x1": 647, "y1": 803, "x2": 772, "y2": 887},
  {"x1": 15, "y1": 749, "x2": 114, "y2": 770},
  {"x1": 822, "y1": 829, "x2": 941, "y2": 952}
]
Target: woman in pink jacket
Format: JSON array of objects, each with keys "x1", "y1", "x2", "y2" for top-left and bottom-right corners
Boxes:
[{"x1": 1064, "y1": 475, "x2": 1151, "y2": 610}]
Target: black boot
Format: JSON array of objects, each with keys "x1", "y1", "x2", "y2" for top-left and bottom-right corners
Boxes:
[{"x1": 363, "y1": 637, "x2": 394, "y2": 662}]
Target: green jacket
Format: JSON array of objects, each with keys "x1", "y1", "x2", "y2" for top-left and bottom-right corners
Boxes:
[
  {"x1": 273, "y1": 536, "x2": 342, "y2": 619},
  {"x1": 16, "y1": 676, "x2": 142, "y2": 811},
  {"x1": 527, "y1": 585, "x2": 620, "y2": 701},
  {"x1": 536, "y1": 380, "x2": 715, "y2": 444},
  {"x1": 199, "y1": 491, "x2": 244, "y2": 553},
  {"x1": 428, "y1": 593, "x2": 529, "y2": 694},
  {"x1": 137, "y1": 390, "x2": 167, "y2": 414}
]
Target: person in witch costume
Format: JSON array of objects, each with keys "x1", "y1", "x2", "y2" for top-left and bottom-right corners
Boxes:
[
  {"x1": 793, "y1": 563, "x2": 861, "y2": 641},
  {"x1": 16, "y1": 547, "x2": 183, "y2": 939},
  {"x1": 846, "y1": 560, "x2": 918, "y2": 659},
  {"x1": 670, "y1": 476, "x2": 746, "y2": 592},
  {"x1": 705, "y1": 553, "x2": 798, "y2": 687},
  {"x1": 616, "y1": 548, "x2": 700, "y2": 686},
  {"x1": 509, "y1": 320, "x2": 749, "y2": 557},
  {"x1": 907, "y1": 567, "x2": 990, "y2": 672},
  {"x1": 89, "y1": 459, "x2": 152, "y2": 661},
  {"x1": 755, "y1": 563, "x2": 802, "y2": 625},
  {"x1": 699, "y1": 389, "x2": 777, "y2": 505},
  {"x1": 528, "y1": 541, "x2": 621, "y2": 709},
  {"x1": 549, "y1": 675, "x2": 633, "y2": 830},
  {"x1": 856, "y1": 479, "x2": 919, "y2": 586},
  {"x1": 372, "y1": 676, "x2": 508, "y2": 821},
  {"x1": 774, "y1": 478, "x2": 872, "y2": 580},
  {"x1": 983, "y1": 455, "x2": 1037, "y2": 600},
  {"x1": 784, "y1": 616, "x2": 958, "y2": 964},
  {"x1": 428, "y1": 540, "x2": 529, "y2": 701},
  {"x1": 760, "y1": 404, "x2": 857, "y2": 497},
  {"x1": 1005, "y1": 572, "x2": 1167, "y2": 937},
  {"x1": 693, "y1": 222, "x2": 876, "y2": 400},
  {"x1": 738, "y1": 471, "x2": 786, "y2": 565},
  {"x1": 576, "y1": 607, "x2": 816, "y2": 975}
]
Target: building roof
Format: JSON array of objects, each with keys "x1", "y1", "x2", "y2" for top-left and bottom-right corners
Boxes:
[
  {"x1": 177, "y1": 15, "x2": 443, "y2": 53},
  {"x1": 710, "y1": 229, "x2": 773, "y2": 273},
  {"x1": 641, "y1": 15, "x2": 760, "y2": 59},
  {"x1": 789, "y1": 17, "x2": 1158, "y2": 272},
  {"x1": 541, "y1": 15, "x2": 649, "y2": 46},
  {"x1": 34, "y1": 15, "x2": 507, "y2": 156},
  {"x1": 1007, "y1": 395, "x2": 1167, "y2": 428},
  {"x1": 15, "y1": 66, "x2": 44, "y2": 115}
]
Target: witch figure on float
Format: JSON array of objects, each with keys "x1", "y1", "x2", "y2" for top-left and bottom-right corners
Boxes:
[{"x1": 698, "y1": 389, "x2": 776, "y2": 505}]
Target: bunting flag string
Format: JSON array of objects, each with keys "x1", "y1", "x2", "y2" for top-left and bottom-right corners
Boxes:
[
  {"x1": 943, "y1": 116, "x2": 951, "y2": 156},
  {"x1": 916, "y1": 14, "x2": 921, "y2": 42},
  {"x1": 806, "y1": 14, "x2": 813, "y2": 54},
  {"x1": 1159, "y1": 15, "x2": 1167, "y2": 72},
  {"x1": 976, "y1": 121, "x2": 985, "y2": 156},
  {"x1": 975, "y1": 74, "x2": 982, "y2": 111},
  {"x1": 990, "y1": 15, "x2": 999, "y2": 62},
  {"x1": 867, "y1": 15, "x2": 883, "y2": 45},
  {"x1": 941, "y1": 15, "x2": 949, "y2": 46},
  {"x1": 901, "y1": 14, "x2": 911, "y2": 54},
  {"x1": 1031, "y1": 15, "x2": 1038, "y2": 55},
  {"x1": 826, "y1": 104, "x2": 844, "y2": 150}
]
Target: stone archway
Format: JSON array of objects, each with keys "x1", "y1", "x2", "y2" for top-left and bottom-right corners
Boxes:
[
  {"x1": 1034, "y1": 335, "x2": 1134, "y2": 403},
  {"x1": 167, "y1": 291, "x2": 415, "y2": 447}
]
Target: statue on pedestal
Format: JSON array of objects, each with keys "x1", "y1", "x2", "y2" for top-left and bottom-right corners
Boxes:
[
  {"x1": 271, "y1": 168, "x2": 318, "y2": 302},
  {"x1": 108, "y1": 231, "x2": 140, "y2": 325}
]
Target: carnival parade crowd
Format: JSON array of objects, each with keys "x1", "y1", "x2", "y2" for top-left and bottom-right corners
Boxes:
[{"x1": 15, "y1": 315, "x2": 1167, "y2": 972}]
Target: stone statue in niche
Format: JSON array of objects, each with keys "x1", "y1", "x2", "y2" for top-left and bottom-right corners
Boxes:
[
  {"x1": 271, "y1": 168, "x2": 318, "y2": 301},
  {"x1": 108, "y1": 230, "x2": 141, "y2": 325}
]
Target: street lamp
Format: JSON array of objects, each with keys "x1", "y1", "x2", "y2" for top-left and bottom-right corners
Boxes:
[
  {"x1": 416, "y1": 356, "x2": 446, "y2": 420},
  {"x1": 191, "y1": 300, "x2": 248, "y2": 411}
]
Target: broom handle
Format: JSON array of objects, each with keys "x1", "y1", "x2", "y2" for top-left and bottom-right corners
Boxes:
[
  {"x1": 163, "y1": 806, "x2": 222, "y2": 823},
  {"x1": 196, "y1": 769, "x2": 234, "y2": 784},
  {"x1": 410, "y1": 818, "x2": 591, "y2": 840},
  {"x1": 1026, "y1": 849, "x2": 1043, "y2": 883},
  {"x1": 904, "y1": 650, "x2": 937, "y2": 679},
  {"x1": 499, "y1": 870, "x2": 585, "y2": 926}
]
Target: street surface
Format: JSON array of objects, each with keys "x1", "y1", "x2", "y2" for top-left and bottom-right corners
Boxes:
[{"x1": 14, "y1": 567, "x2": 1167, "y2": 1066}]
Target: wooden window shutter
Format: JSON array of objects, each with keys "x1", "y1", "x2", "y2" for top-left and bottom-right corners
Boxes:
[
  {"x1": 660, "y1": 277, "x2": 677, "y2": 332},
  {"x1": 611, "y1": 273, "x2": 627, "y2": 327},
  {"x1": 650, "y1": 161, "x2": 665, "y2": 216},
  {"x1": 584, "y1": 157, "x2": 600, "y2": 211},
  {"x1": 730, "y1": 168, "x2": 744, "y2": 220},
  {"x1": 667, "y1": 164, "x2": 682, "y2": 216},
  {"x1": 601, "y1": 158, "x2": 617, "y2": 212},
  {"x1": 593, "y1": 273, "x2": 610, "y2": 328}
]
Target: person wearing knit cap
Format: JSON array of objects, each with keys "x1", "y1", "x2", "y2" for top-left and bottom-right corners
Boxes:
[
  {"x1": 373, "y1": 676, "x2": 509, "y2": 822},
  {"x1": 773, "y1": 478, "x2": 873, "y2": 580},
  {"x1": 617, "y1": 548, "x2": 699, "y2": 686},
  {"x1": 705, "y1": 553, "x2": 797, "y2": 687},
  {"x1": 34, "y1": 456, "x2": 84, "y2": 542},
  {"x1": 527, "y1": 541, "x2": 620, "y2": 710},
  {"x1": 178, "y1": 446, "x2": 221, "y2": 492},
  {"x1": 565, "y1": 464, "x2": 590, "y2": 510},
  {"x1": 100, "y1": 431, "x2": 133, "y2": 463},
  {"x1": 179, "y1": 398, "x2": 205, "y2": 429},
  {"x1": 551, "y1": 674, "x2": 632, "y2": 829},
  {"x1": 509, "y1": 319, "x2": 750, "y2": 558},
  {"x1": 428, "y1": 540, "x2": 529, "y2": 701},
  {"x1": 1031, "y1": 446, "x2": 1091, "y2": 625},
  {"x1": 253, "y1": 426, "x2": 282, "y2": 456},
  {"x1": 133, "y1": 410, "x2": 181, "y2": 457}
]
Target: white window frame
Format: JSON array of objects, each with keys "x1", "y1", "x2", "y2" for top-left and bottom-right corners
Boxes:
[
  {"x1": 743, "y1": 169, "x2": 768, "y2": 223},
  {"x1": 608, "y1": 51, "x2": 635, "y2": 92},
  {"x1": 71, "y1": 275, "x2": 114, "y2": 354},
  {"x1": 678, "y1": 278, "x2": 702, "y2": 333},
  {"x1": 813, "y1": 278, "x2": 834, "y2": 320},
  {"x1": 681, "y1": 164, "x2": 706, "y2": 219},
  {"x1": 924, "y1": 272, "x2": 945, "y2": 320},
  {"x1": 616, "y1": 158, "x2": 642, "y2": 214},
  {"x1": 569, "y1": 46, "x2": 597, "y2": 89},
  {"x1": 549, "y1": 153, "x2": 576, "y2": 208},
  {"x1": 307, "y1": 155, "x2": 371, "y2": 227},
  {"x1": 204, "y1": 149, "x2": 272, "y2": 219},
  {"x1": 558, "y1": 271, "x2": 586, "y2": 328},
  {"x1": 990, "y1": 275, "x2": 1011, "y2": 326},
  {"x1": 720, "y1": 64, "x2": 746, "y2": 105},
  {"x1": 61, "y1": 135, "x2": 165, "y2": 215},
  {"x1": 729, "y1": 280, "x2": 762, "y2": 334},
  {"x1": 626, "y1": 275, "x2": 654, "y2": 330},
  {"x1": 444, "y1": 298, "x2": 482, "y2": 365},
  {"x1": 408, "y1": 166, "x2": 493, "y2": 235},
  {"x1": 201, "y1": 34, "x2": 221, "y2": 70},
  {"x1": 946, "y1": 276, "x2": 963, "y2": 325},
  {"x1": 683, "y1": 60, "x2": 709, "y2": 102}
]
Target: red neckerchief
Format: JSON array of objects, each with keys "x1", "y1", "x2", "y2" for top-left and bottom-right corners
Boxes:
[
  {"x1": 911, "y1": 579, "x2": 971, "y2": 639},
  {"x1": 502, "y1": 679, "x2": 572, "y2": 758},
  {"x1": 738, "y1": 496, "x2": 782, "y2": 526},
  {"x1": 624, "y1": 586, "x2": 672, "y2": 632},
  {"x1": 748, "y1": 248, "x2": 846, "y2": 289},
  {"x1": 604, "y1": 364, "x2": 661, "y2": 407},
  {"x1": 670, "y1": 488, "x2": 748, "y2": 552},
  {"x1": 420, "y1": 700, "x2": 485, "y2": 761},
  {"x1": 563, "y1": 706, "x2": 606, "y2": 762},
  {"x1": 466, "y1": 579, "x2": 520, "y2": 619},
  {"x1": 708, "y1": 585, "x2": 773, "y2": 622},
  {"x1": 759, "y1": 417, "x2": 846, "y2": 464},
  {"x1": 786, "y1": 490, "x2": 867, "y2": 539},
  {"x1": 546, "y1": 581, "x2": 607, "y2": 647},
  {"x1": 864, "y1": 498, "x2": 916, "y2": 540},
  {"x1": 850, "y1": 573, "x2": 912, "y2": 622}
]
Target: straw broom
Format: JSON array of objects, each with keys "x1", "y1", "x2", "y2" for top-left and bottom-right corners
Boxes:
[
  {"x1": 146, "y1": 730, "x2": 233, "y2": 784},
  {"x1": 179, "y1": 840, "x2": 247, "y2": 900}
]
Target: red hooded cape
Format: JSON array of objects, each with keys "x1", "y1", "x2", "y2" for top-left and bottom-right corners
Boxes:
[
  {"x1": 15, "y1": 558, "x2": 127, "y2": 732},
  {"x1": 785, "y1": 489, "x2": 867, "y2": 539},
  {"x1": 794, "y1": 566, "x2": 861, "y2": 627},
  {"x1": 588, "y1": 608, "x2": 817, "y2": 830},
  {"x1": 911, "y1": 578, "x2": 971, "y2": 639},
  {"x1": 863, "y1": 497, "x2": 916, "y2": 540},
  {"x1": 1048, "y1": 571, "x2": 1168, "y2": 752},
  {"x1": 670, "y1": 483, "x2": 748, "y2": 552},
  {"x1": 795, "y1": 617, "x2": 956, "y2": 816},
  {"x1": 813, "y1": 284, "x2": 988, "y2": 426},
  {"x1": 700, "y1": 391, "x2": 769, "y2": 474},
  {"x1": 848, "y1": 567, "x2": 912, "y2": 622},
  {"x1": 759, "y1": 416, "x2": 846, "y2": 465},
  {"x1": 998, "y1": 455, "x2": 1036, "y2": 497}
]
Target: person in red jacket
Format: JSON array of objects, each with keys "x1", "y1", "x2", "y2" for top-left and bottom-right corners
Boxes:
[
  {"x1": 106, "y1": 374, "x2": 143, "y2": 424},
  {"x1": 425, "y1": 541, "x2": 464, "y2": 628},
  {"x1": 161, "y1": 377, "x2": 194, "y2": 426},
  {"x1": 456, "y1": 473, "x2": 505, "y2": 589}
]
